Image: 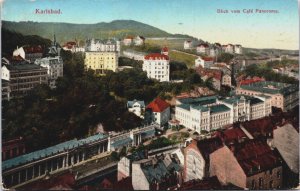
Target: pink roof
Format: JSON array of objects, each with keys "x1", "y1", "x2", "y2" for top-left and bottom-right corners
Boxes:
[{"x1": 144, "y1": 53, "x2": 169, "y2": 60}]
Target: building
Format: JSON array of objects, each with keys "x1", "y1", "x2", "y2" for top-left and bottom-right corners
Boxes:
[
  {"x1": 196, "y1": 68, "x2": 222, "y2": 90},
  {"x1": 2, "y1": 137, "x2": 26, "y2": 161},
  {"x1": 161, "y1": 46, "x2": 169, "y2": 56},
  {"x1": 175, "y1": 95, "x2": 272, "y2": 133},
  {"x1": 13, "y1": 46, "x2": 44, "y2": 62},
  {"x1": 1, "y1": 57, "x2": 48, "y2": 99},
  {"x1": 34, "y1": 56, "x2": 63, "y2": 88},
  {"x1": 134, "y1": 36, "x2": 145, "y2": 46},
  {"x1": 122, "y1": 50, "x2": 145, "y2": 61},
  {"x1": 2, "y1": 79, "x2": 11, "y2": 101},
  {"x1": 146, "y1": 97, "x2": 170, "y2": 126},
  {"x1": 184, "y1": 40, "x2": 193, "y2": 49},
  {"x1": 84, "y1": 51, "x2": 118, "y2": 74},
  {"x1": 234, "y1": 44, "x2": 243, "y2": 54},
  {"x1": 222, "y1": 44, "x2": 234, "y2": 54},
  {"x1": 195, "y1": 57, "x2": 214, "y2": 68},
  {"x1": 196, "y1": 44, "x2": 209, "y2": 55},
  {"x1": 221, "y1": 74, "x2": 231, "y2": 87},
  {"x1": 210, "y1": 140, "x2": 283, "y2": 189},
  {"x1": 85, "y1": 38, "x2": 120, "y2": 52},
  {"x1": 236, "y1": 81, "x2": 299, "y2": 111},
  {"x1": 127, "y1": 100, "x2": 145, "y2": 118},
  {"x1": 184, "y1": 137, "x2": 223, "y2": 181},
  {"x1": 123, "y1": 36, "x2": 134, "y2": 46},
  {"x1": 238, "y1": 76, "x2": 265, "y2": 86},
  {"x1": 62, "y1": 41, "x2": 85, "y2": 52},
  {"x1": 143, "y1": 53, "x2": 170, "y2": 82},
  {"x1": 132, "y1": 153, "x2": 183, "y2": 190}
]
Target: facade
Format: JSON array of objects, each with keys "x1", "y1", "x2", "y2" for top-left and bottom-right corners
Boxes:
[
  {"x1": 2, "y1": 79, "x2": 11, "y2": 101},
  {"x1": 133, "y1": 36, "x2": 145, "y2": 46},
  {"x1": 1, "y1": 59, "x2": 48, "y2": 99},
  {"x1": 34, "y1": 56, "x2": 64, "y2": 88},
  {"x1": 2, "y1": 137, "x2": 26, "y2": 161},
  {"x1": 184, "y1": 138, "x2": 223, "y2": 181},
  {"x1": 234, "y1": 44, "x2": 243, "y2": 54},
  {"x1": 196, "y1": 44, "x2": 210, "y2": 55},
  {"x1": 184, "y1": 40, "x2": 193, "y2": 49},
  {"x1": 221, "y1": 74, "x2": 231, "y2": 87},
  {"x1": 127, "y1": 100, "x2": 145, "y2": 118},
  {"x1": 236, "y1": 81, "x2": 299, "y2": 111},
  {"x1": 132, "y1": 153, "x2": 183, "y2": 190},
  {"x1": 123, "y1": 36, "x2": 134, "y2": 46},
  {"x1": 84, "y1": 51, "x2": 118, "y2": 74},
  {"x1": 222, "y1": 44, "x2": 234, "y2": 53},
  {"x1": 142, "y1": 53, "x2": 170, "y2": 82},
  {"x1": 210, "y1": 140, "x2": 283, "y2": 189},
  {"x1": 13, "y1": 46, "x2": 43, "y2": 62},
  {"x1": 122, "y1": 50, "x2": 145, "y2": 61},
  {"x1": 195, "y1": 57, "x2": 214, "y2": 68},
  {"x1": 175, "y1": 95, "x2": 272, "y2": 133},
  {"x1": 85, "y1": 38, "x2": 120, "y2": 52},
  {"x1": 146, "y1": 97, "x2": 170, "y2": 126}
]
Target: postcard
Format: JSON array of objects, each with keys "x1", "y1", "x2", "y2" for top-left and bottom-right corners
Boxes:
[{"x1": 0, "y1": 0, "x2": 299, "y2": 190}]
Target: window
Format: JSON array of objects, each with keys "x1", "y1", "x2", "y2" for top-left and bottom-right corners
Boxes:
[{"x1": 259, "y1": 178, "x2": 263, "y2": 188}]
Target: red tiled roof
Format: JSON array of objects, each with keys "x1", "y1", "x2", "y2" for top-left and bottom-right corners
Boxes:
[
  {"x1": 196, "y1": 68, "x2": 222, "y2": 81},
  {"x1": 195, "y1": 137, "x2": 223, "y2": 161},
  {"x1": 147, "y1": 97, "x2": 170, "y2": 112},
  {"x1": 162, "y1": 46, "x2": 168, "y2": 52},
  {"x1": 144, "y1": 53, "x2": 169, "y2": 60},
  {"x1": 239, "y1": 77, "x2": 265, "y2": 85},
  {"x1": 201, "y1": 57, "x2": 214, "y2": 61},
  {"x1": 125, "y1": 35, "x2": 134, "y2": 39},
  {"x1": 23, "y1": 45, "x2": 43, "y2": 54},
  {"x1": 232, "y1": 140, "x2": 281, "y2": 175},
  {"x1": 216, "y1": 127, "x2": 248, "y2": 144}
]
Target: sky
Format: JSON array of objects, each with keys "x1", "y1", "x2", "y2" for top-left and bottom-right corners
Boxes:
[{"x1": 1, "y1": 0, "x2": 299, "y2": 50}]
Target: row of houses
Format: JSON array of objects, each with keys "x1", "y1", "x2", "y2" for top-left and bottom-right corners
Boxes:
[
  {"x1": 2, "y1": 37, "x2": 64, "y2": 100},
  {"x1": 184, "y1": 41, "x2": 243, "y2": 55},
  {"x1": 115, "y1": 119, "x2": 298, "y2": 190}
]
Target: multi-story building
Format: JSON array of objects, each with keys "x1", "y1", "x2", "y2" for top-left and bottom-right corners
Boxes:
[
  {"x1": 195, "y1": 57, "x2": 214, "y2": 68},
  {"x1": 175, "y1": 95, "x2": 272, "y2": 133},
  {"x1": 62, "y1": 41, "x2": 85, "y2": 53},
  {"x1": 236, "y1": 81, "x2": 299, "y2": 111},
  {"x1": 146, "y1": 97, "x2": 170, "y2": 126},
  {"x1": 234, "y1": 44, "x2": 243, "y2": 54},
  {"x1": 222, "y1": 44, "x2": 234, "y2": 54},
  {"x1": 13, "y1": 46, "x2": 43, "y2": 62},
  {"x1": 143, "y1": 53, "x2": 170, "y2": 82},
  {"x1": 196, "y1": 68, "x2": 222, "y2": 90},
  {"x1": 123, "y1": 36, "x2": 134, "y2": 46},
  {"x1": 221, "y1": 74, "x2": 231, "y2": 87},
  {"x1": 210, "y1": 140, "x2": 283, "y2": 189},
  {"x1": 34, "y1": 56, "x2": 63, "y2": 88},
  {"x1": 84, "y1": 51, "x2": 118, "y2": 74},
  {"x1": 1, "y1": 58, "x2": 48, "y2": 99},
  {"x1": 184, "y1": 137, "x2": 223, "y2": 181},
  {"x1": 196, "y1": 44, "x2": 210, "y2": 55},
  {"x1": 85, "y1": 38, "x2": 120, "y2": 52}
]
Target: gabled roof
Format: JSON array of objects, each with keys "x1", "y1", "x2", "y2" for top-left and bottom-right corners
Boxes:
[
  {"x1": 147, "y1": 97, "x2": 170, "y2": 112},
  {"x1": 144, "y1": 53, "x2": 169, "y2": 60}
]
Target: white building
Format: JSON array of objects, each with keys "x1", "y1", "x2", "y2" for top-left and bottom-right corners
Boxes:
[
  {"x1": 196, "y1": 44, "x2": 210, "y2": 55},
  {"x1": 234, "y1": 44, "x2": 242, "y2": 54},
  {"x1": 85, "y1": 38, "x2": 120, "y2": 52},
  {"x1": 221, "y1": 74, "x2": 231, "y2": 87},
  {"x1": 195, "y1": 57, "x2": 214, "y2": 68},
  {"x1": 123, "y1": 36, "x2": 134, "y2": 46},
  {"x1": 123, "y1": 50, "x2": 145, "y2": 61},
  {"x1": 143, "y1": 53, "x2": 170, "y2": 82},
  {"x1": 134, "y1": 36, "x2": 145, "y2": 46},
  {"x1": 127, "y1": 100, "x2": 145, "y2": 118},
  {"x1": 175, "y1": 95, "x2": 272, "y2": 133},
  {"x1": 146, "y1": 97, "x2": 170, "y2": 126},
  {"x1": 63, "y1": 41, "x2": 85, "y2": 53},
  {"x1": 222, "y1": 44, "x2": 234, "y2": 54},
  {"x1": 34, "y1": 56, "x2": 64, "y2": 88},
  {"x1": 184, "y1": 40, "x2": 193, "y2": 49}
]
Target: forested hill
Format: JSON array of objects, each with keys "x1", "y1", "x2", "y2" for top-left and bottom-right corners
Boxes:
[{"x1": 2, "y1": 20, "x2": 192, "y2": 44}]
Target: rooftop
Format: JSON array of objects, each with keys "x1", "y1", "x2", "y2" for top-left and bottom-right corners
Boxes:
[
  {"x1": 3, "y1": 133, "x2": 108, "y2": 171},
  {"x1": 195, "y1": 137, "x2": 223, "y2": 161},
  {"x1": 4, "y1": 62, "x2": 46, "y2": 71},
  {"x1": 239, "y1": 81, "x2": 299, "y2": 96},
  {"x1": 144, "y1": 53, "x2": 169, "y2": 60},
  {"x1": 210, "y1": 104, "x2": 230, "y2": 114},
  {"x1": 147, "y1": 97, "x2": 170, "y2": 112}
]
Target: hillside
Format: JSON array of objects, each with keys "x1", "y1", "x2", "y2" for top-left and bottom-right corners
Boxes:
[
  {"x1": 2, "y1": 20, "x2": 193, "y2": 44},
  {"x1": 1, "y1": 28, "x2": 52, "y2": 57}
]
